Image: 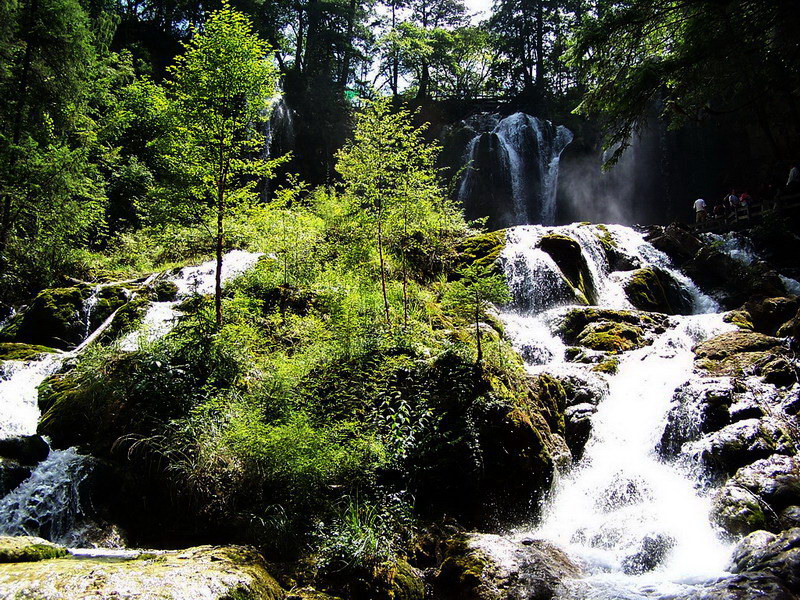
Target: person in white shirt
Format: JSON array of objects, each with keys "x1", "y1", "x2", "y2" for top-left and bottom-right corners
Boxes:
[{"x1": 693, "y1": 198, "x2": 707, "y2": 223}]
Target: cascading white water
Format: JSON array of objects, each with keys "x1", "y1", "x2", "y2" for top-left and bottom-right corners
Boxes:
[
  {"x1": 499, "y1": 224, "x2": 737, "y2": 598},
  {"x1": 0, "y1": 250, "x2": 263, "y2": 545},
  {"x1": 121, "y1": 250, "x2": 262, "y2": 350},
  {"x1": 458, "y1": 113, "x2": 573, "y2": 226}
]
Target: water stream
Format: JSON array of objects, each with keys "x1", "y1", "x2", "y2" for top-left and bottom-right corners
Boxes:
[
  {"x1": 499, "y1": 224, "x2": 737, "y2": 598},
  {"x1": 0, "y1": 250, "x2": 262, "y2": 545}
]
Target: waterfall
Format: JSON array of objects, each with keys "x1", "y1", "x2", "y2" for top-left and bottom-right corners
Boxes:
[
  {"x1": 498, "y1": 223, "x2": 737, "y2": 598},
  {"x1": 457, "y1": 113, "x2": 573, "y2": 227},
  {"x1": 0, "y1": 250, "x2": 262, "y2": 546}
]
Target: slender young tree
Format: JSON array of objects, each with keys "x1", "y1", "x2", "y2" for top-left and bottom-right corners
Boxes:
[
  {"x1": 445, "y1": 263, "x2": 510, "y2": 367},
  {"x1": 165, "y1": 5, "x2": 281, "y2": 327}
]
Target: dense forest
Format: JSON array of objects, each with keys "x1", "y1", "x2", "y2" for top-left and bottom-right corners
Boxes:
[{"x1": 1, "y1": 1, "x2": 800, "y2": 599}]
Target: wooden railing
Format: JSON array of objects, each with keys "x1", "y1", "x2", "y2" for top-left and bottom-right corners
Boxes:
[{"x1": 692, "y1": 193, "x2": 800, "y2": 233}]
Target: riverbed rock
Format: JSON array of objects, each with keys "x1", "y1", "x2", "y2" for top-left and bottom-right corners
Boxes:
[
  {"x1": 694, "y1": 331, "x2": 785, "y2": 376},
  {"x1": 0, "y1": 434, "x2": 49, "y2": 465},
  {"x1": 659, "y1": 378, "x2": 733, "y2": 458},
  {"x1": 623, "y1": 267, "x2": 692, "y2": 315},
  {"x1": 434, "y1": 533, "x2": 581, "y2": 600},
  {"x1": 0, "y1": 536, "x2": 67, "y2": 563},
  {"x1": 695, "y1": 572, "x2": 798, "y2": 600},
  {"x1": 557, "y1": 309, "x2": 667, "y2": 354},
  {"x1": 0, "y1": 458, "x2": 30, "y2": 496},
  {"x1": 538, "y1": 233, "x2": 596, "y2": 305},
  {"x1": 645, "y1": 223, "x2": 704, "y2": 266},
  {"x1": 0, "y1": 342, "x2": 56, "y2": 361},
  {"x1": 745, "y1": 297, "x2": 800, "y2": 337},
  {"x1": 688, "y1": 418, "x2": 794, "y2": 477},
  {"x1": 564, "y1": 403, "x2": 595, "y2": 460},
  {"x1": 712, "y1": 455, "x2": 800, "y2": 535},
  {"x1": 12, "y1": 286, "x2": 92, "y2": 350},
  {"x1": 729, "y1": 528, "x2": 800, "y2": 591},
  {"x1": 0, "y1": 544, "x2": 283, "y2": 599},
  {"x1": 620, "y1": 533, "x2": 675, "y2": 575}
]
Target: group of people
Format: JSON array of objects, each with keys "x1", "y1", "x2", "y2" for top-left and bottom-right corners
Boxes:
[
  {"x1": 693, "y1": 163, "x2": 800, "y2": 224},
  {"x1": 693, "y1": 190, "x2": 752, "y2": 223}
]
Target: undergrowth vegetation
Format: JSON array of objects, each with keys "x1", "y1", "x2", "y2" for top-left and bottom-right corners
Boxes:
[{"x1": 35, "y1": 98, "x2": 529, "y2": 579}]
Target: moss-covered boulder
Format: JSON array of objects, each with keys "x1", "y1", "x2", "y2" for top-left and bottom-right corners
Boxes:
[
  {"x1": 538, "y1": 233, "x2": 596, "y2": 304},
  {"x1": 14, "y1": 286, "x2": 92, "y2": 349},
  {"x1": 694, "y1": 331, "x2": 785, "y2": 376},
  {"x1": 623, "y1": 267, "x2": 692, "y2": 315},
  {"x1": 456, "y1": 230, "x2": 506, "y2": 274},
  {"x1": 152, "y1": 279, "x2": 179, "y2": 301},
  {"x1": 434, "y1": 533, "x2": 581, "y2": 600},
  {"x1": 87, "y1": 284, "x2": 135, "y2": 331},
  {"x1": 0, "y1": 536, "x2": 67, "y2": 563},
  {"x1": 644, "y1": 223, "x2": 704, "y2": 266},
  {"x1": 557, "y1": 308, "x2": 666, "y2": 349},
  {"x1": 0, "y1": 342, "x2": 56, "y2": 361},
  {"x1": 0, "y1": 544, "x2": 283, "y2": 599},
  {"x1": 97, "y1": 295, "x2": 151, "y2": 344},
  {"x1": 0, "y1": 435, "x2": 49, "y2": 465},
  {"x1": 712, "y1": 455, "x2": 800, "y2": 535},
  {"x1": 745, "y1": 297, "x2": 800, "y2": 337}
]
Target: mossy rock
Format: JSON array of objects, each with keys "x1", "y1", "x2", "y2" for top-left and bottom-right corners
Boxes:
[
  {"x1": 98, "y1": 296, "x2": 151, "y2": 344},
  {"x1": 593, "y1": 357, "x2": 620, "y2": 374},
  {"x1": 577, "y1": 321, "x2": 644, "y2": 353},
  {"x1": 388, "y1": 559, "x2": 424, "y2": 600},
  {"x1": 456, "y1": 230, "x2": 506, "y2": 274},
  {"x1": 14, "y1": 286, "x2": 92, "y2": 349},
  {"x1": 744, "y1": 296, "x2": 800, "y2": 336},
  {"x1": 0, "y1": 342, "x2": 57, "y2": 361},
  {"x1": 152, "y1": 279, "x2": 179, "y2": 302},
  {"x1": 0, "y1": 312, "x2": 23, "y2": 342},
  {"x1": 0, "y1": 544, "x2": 283, "y2": 599},
  {"x1": 0, "y1": 536, "x2": 67, "y2": 563},
  {"x1": 556, "y1": 308, "x2": 662, "y2": 346},
  {"x1": 694, "y1": 331, "x2": 785, "y2": 377},
  {"x1": 538, "y1": 233, "x2": 596, "y2": 304},
  {"x1": 623, "y1": 267, "x2": 692, "y2": 315},
  {"x1": 725, "y1": 310, "x2": 754, "y2": 331}
]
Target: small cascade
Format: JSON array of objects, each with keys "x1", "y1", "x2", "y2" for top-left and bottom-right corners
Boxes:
[
  {"x1": 122, "y1": 250, "x2": 262, "y2": 349},
  {"x1": 0, "y1": 448, "x2": 95, "y2": 545},
  {"x1": 0, "y1": 250, "x2": 263, "y2": 546},
  {"x1": 0, "y1": 355, "x2": 63, "y2": 438},
  {"x1": 457, "y1": 113, "x2": 573, "y2": 227},
  {"x1": 499, "y1": 223, "x2": 737, "y2": 598}
]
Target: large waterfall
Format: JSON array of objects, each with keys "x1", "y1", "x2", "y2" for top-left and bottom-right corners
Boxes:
[
  {"x1": 0, "y1": 251, "x2": 262, "y2": 546},
  {"x1": 457, "y1": 113, "x2": 573, "y2": 228},
  {"x1": 497, "y1": 224, "x2": 737, "y2": 599}
]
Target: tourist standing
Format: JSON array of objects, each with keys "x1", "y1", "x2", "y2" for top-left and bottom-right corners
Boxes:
[{"x1": 693, "y1": 198, "x2": 707, "y2": 223}]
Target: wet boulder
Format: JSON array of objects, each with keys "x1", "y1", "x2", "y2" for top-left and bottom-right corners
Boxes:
[
  {"x1": 712, "y1": 455, "x2": 800, "y2": 535},
  {"x1": 12, "y1": 287, "x2": 93, "y2": 350},
  {"x1": 0, "y1": 459, "x2": 30, "y2": 496},
  {"x1": 693, "y1": 331, "x2": 785, "y2": 377},
  {"x1": 0, "y1": 342, "x2": 56, "y2": 361},
  {"x1": 0, "y1": 435, "x2": 49, "y2": 465},
  {"x1": 0, "y1": 544, "x2": 283, "y2": 599},
  {"x1": 688, "y1": 418, "x2": 794, "y2": 477},
  {"x1": 434, "y1": 533, "x2": 581, "y2": 600},
  {"x1": 152, "y1": 279, "x2": 179, "y2": 302},
  {"x1": 729, "y1": 528, "x2": 800, "y2": 591},
  {"x1": 557, "y1": 308, "x2": 667, "y2": 354},
  {"x1": 620, "y1": 533, "x2": 675, "y2": 575},
  {"x1": 695, "y1": 572, "x2": 797, "y2": 600},
  {"x1": 564, "y1": 403, "x2": 595, "y2": 460},
  {"x1": 538, "y1": 233, "x2": 596, "y2": 304},
  {"x1": 622, "y1": 267, "x2": 692, "y2": 315},
  {"x1": 745, "y1": 297, "x2": 800, "y2": 337},
  {"x1": 644, "y1": 223, "x2": 704, "y2": 266},
  {"x1": 658, "y1": 378, "x2": 733, "y2": 458},
  {"x1": 456, "y1": 230, "x2": 506, "y2": 275}
]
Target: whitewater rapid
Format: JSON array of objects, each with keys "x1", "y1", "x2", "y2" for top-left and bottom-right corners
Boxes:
[{"x1": 499, "y1": 224, "x2": 737, "y2": 599}]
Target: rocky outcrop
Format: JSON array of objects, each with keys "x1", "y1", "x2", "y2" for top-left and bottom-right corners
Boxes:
[
  {"x1": 745, "y1": 297, "x2": 800, "y2": 337},
  {"x1": 9, "y1": 287, "x2": 92, "y2": 350},
  {"x1": 434, "y1": 533, "x2": 581, "y2": 600},
  {"x1": 728, "y1": 528, "x2": 800, "y2": 593},
  {"x1": 0, "y1": 544, "x2": 283, "y2": 600},
  {"x1": 645, "y1": 223, "x2": 704, "y2": 266},
  {"x1": 538, "y1": 234, "x2": 596, "y2": 305},
  {"x1": 694, "y1": 331, "x2": 785, "y2": 377},
  {"x1": 557, "y1": 308, "x2": 667, "y2": 354},
  {"x1": 712, "y1": 455, "x2": 800, "y2": 535},
  {"x1": 623, "y1": 267, "x2": 692, "y2": 315}
]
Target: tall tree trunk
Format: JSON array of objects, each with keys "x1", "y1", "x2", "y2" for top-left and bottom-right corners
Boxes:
[
  {"x1": 338, "y1": 0, "x2": 357, "y2": 86},
  {"x1": 215, "y1": 177, "x2": 225, "y2": 328},
  {"x1": 474, "y1": 290, "x2": 482, "y2": 366},
  {"x1": 391, "y1": 1, "x2": 399, "y2": 99}
]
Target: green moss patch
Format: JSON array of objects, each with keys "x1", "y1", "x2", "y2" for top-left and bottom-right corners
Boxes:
[
  {"x1": 455, "y1": 230, "x2": 506, "y2": 274},
  {"x1": 0, "y1": 536, "x2": 67, "y2": 563},
  {"x1": 0, "y1": 342, "x2": 57, "y2": 361},
  {"x1": 623, "y1": 267, "x2": 692, "y2": 315}
]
